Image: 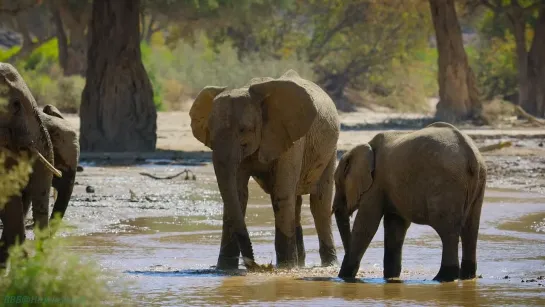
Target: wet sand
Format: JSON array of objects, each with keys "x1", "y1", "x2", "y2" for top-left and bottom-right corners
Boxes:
[{"x1": 53, "y1": 163, "x2": 545, "y2": 306}]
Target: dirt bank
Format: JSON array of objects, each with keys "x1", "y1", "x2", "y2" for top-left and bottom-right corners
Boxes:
[{"x1": 64, "y1": 108, "x2": 545, "y2": 194}]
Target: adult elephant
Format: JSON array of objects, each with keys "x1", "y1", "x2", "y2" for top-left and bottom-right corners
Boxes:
[
  {"x1": 189, "y1": 70, "x2": 340, "y2": 270},
  {"x1": 0, "y1": 63, "x2": 60, "y2": 264},
  {"x1": 39, "y1": 104, "x2": 79, "y2": 221},
  {"x1": 334, "y1": 122, "x2": 487, "y2": 282}
]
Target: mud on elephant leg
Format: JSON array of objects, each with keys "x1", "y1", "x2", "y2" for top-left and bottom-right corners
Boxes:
[
  {"x1": 460, "y1": 187, "x2": 485, "y2": 280},
  {"x1": 338, "y1": 201, "x2": 383, "y2": 279},
  {"x1": 383, "y1": 213, "x2": 410, "y2": 279},
  {"x1": 217, "y1": 172, "x2": 250, "y2": 270},
  {"x1": 433, "y1": 229, "x2": 461, "y2": 282},
  {"x1": 272, "y1": 193, "x2": 298, "y2": 269},
  {"x1": 295, "y1": 195, "x2": 305, "y2": 267},
  {"x1": 310, "y1": 155, "x2": 337, "y2": 266}
]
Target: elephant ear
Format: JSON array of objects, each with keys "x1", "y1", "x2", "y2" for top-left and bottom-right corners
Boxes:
[
  {"x1": 344, "y1": 144, "x2": 375, "y2": 212},
  {"x1": 249, "y1": 77, "x2": 318, "y2": 164},
  {"x1": 43, "y1": 104, "x2": 64, "y2": 119},
  {"x1": 189, "y1": 86, "x2": 226, "y2": 148}
]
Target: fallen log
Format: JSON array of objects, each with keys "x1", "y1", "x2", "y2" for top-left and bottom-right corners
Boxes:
[{"x1": 479, "y1": 141, "x2": 513, "y2": 152}]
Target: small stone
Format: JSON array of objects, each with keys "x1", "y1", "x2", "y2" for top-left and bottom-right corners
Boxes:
[
  {"x1": 539, "y1": 142, "x2": 543, "y2": 147},
  {"x1": 503, "y1": 275, "x2": 509, "y2": 279},
  {"x1": 86, "y1": 186, "x2": 95, "y2": 193},
  {"x1": 77, "y1": 165, "x2": 84, "y2": 172}
]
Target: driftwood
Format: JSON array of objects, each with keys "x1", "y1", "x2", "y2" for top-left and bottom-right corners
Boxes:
[
  {"x1": 479, "y1": 141, "x2": 513, "y2": 152},
  {"x1": 514, "y1": 105, "x2": 545, "y2": 126},
  {"x1": 139, "y1": 169, "x2": 196, "y2": 180}
]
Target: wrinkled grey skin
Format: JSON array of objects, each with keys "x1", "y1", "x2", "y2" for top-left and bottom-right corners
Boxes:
[
  {"x1": 38, "y1": 105, "x2": 79, "y2": 222},
  {"x1": 334, "y1": 122, "x2": 487, "y2": 282},
  {"x1": 0, "y1": 63, "x2": 55, "y2": 264},
  {"x1": 190, "y1": 69, "x2": 340, "y2": 270}
]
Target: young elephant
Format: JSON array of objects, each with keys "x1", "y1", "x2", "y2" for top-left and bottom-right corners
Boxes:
[
  {"x1": 190, "y1": 69, "x2": 340, "y2": 270},
  {"x1": 334, "y1": 122, "x2": 487, "y2": 282},
  {"x1": 39, "y1": 105, "x2": 80, "y2": 221}
]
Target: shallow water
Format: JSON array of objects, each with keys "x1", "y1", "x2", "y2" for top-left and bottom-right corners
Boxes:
[{"x1": 57, "y1": 164, "x2": 545, "y2": 306}]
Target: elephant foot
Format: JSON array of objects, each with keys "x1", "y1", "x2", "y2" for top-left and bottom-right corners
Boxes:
[
  {"x1": 275, "y1": 227, "x2": 297, "y2": 269},
  {"x1": 216, "y1": 256, "x2": 240, "y2": 270},
  {"x1": 383, "y1": 267, "x2": 402, "y2": 279},
  {"x1": 433, "y1": 265, "x2": 460, "y2": 282},
  {"x1": 460, "y1": 259, "x2": 477, "y2": 280},
  {"x1": 338, "y1": 256, "x2": 358, "y2": 279}
]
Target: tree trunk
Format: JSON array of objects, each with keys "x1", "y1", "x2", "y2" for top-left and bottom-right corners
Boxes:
[
  {"x1": 429, "y1": 0, "x2": 481, "y2": 123},
  {"x1": 52, "y1": 0, "x2": 90, "y2": 76},
  {"x1": 506, "y1": 10, "x2": 530, "y2": 110},
  {"x1": 52, "y1": 6, "x2": 69, "y2": 73},
  {"x1": 523, "y1": 8, "x2": 545, "y2": 117},
  {"x1": 80, "y1": 0, "x2": 157, "y2": 152}
]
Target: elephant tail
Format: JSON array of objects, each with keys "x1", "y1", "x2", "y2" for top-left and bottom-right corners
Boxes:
[{"x1": 461, "y1": 136, "x2": 484, "y2": 228}]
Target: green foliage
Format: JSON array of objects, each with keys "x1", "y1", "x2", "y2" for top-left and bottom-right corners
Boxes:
[
  {"x1": 142, "y1": 32, "x2": 314, "y2": 110},
  {"x1": 141, "y1": 43, "x2": 165, "y2": 111},
  {"x1": 22, "y1": 39, "x2": 59, "y2": 72},
  {"x1": 0, "y1": 220, "x2": 130, "y2": 306},
  {"x1": 473, "y1": 10, "x2": 519, "y2": 101},
  {"x1": 0, "y1": 46, "x2": 21, "y2": 62},
  {"x1": 0, "y1": 151, "x2": 33, "y2": 210}
]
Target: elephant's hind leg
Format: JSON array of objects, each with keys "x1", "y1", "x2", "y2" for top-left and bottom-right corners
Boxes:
[
  {"x1": 309, "y1": 154, "x2": 337, "y2": 266},
  {"x1": 295, "y1": 195, "x2": 305, "y2": 267},
  {"x1": 433, "y1": 224, "x2": 461, "y2": 282},
  {"x1": 383, "y1": 213, "x2": 410, "y2": 279},
  {"x1": 460, "y1": 185, "x2": 485, "y2": 280}
]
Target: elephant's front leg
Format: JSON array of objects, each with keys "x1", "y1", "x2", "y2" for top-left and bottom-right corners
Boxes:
[
  {"x1": 29, "y1": 160, "x2": 53, "y2": 231},
  {"x1": 310, "y1": 154, "x2": 337, "y2": 266},
  {"x1": 271, "y1": 192, "x2": 297, "y2": 268},
  {"x1": 295, "y1": 195, "x2": 305, "y2": 267},
  {"x1": 0, "y1": 196, "x2": 26, "y2": 264},
  {"x1": 271, "y1": 148, "x2": 303, "y2": 269},
  {"x1": 338, "y1": 196, "x2": 384, "y2": 279},
  {"x1": 217, "y1": 171, "x2": 250, "y2": 270},
  {"x1": 383, "y1": 213, "x2": 410, "y2": 279}
]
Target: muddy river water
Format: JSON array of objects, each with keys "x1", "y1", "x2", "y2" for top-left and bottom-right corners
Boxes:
[{"x1": 53, "y1": 162, "x2": 545, "y2": 306}]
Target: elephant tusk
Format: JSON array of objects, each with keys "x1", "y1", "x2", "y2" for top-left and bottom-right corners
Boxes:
[{"x1": 31, "y1": 148, "x2": 62, "y2": 178}]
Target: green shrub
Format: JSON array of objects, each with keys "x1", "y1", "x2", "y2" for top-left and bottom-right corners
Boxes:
[
  {"x1": 0, "y1": 155, "x2": 130, "y2": 306},
  {"x1": 0, "y1": 46, "x2": 21, "y2": 63},
  {"x1": 0, "y1": 223, "x2": 130, "y2": 306},
  {"x1": 0, "y1": 152, "x2": 33, "y2": 209}
]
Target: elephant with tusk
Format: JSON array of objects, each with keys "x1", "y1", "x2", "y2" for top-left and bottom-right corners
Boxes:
[{"x1": 0, "y1": 63, "x2": 60, "y2": 264}]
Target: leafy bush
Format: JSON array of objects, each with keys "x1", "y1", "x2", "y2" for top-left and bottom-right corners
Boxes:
[
  {"x1": 0, "y1": 223, "x2": 130, "y2": 306},
  {"x1": 0, "y1": 152, "x2": 33, "y2": 209},
  {"x1": 0, "y1": 155, "x2": 130, "y2": 306}
]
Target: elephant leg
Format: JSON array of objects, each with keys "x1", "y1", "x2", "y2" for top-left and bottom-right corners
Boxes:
[
  {"x1": 29, "y1": 160, "x2": 53, "y2": 231},
  {"x1": 217, "y1": 171, "x2": 250, "y2": 270},
  {"x1": 433, "y1": 228, "x2": 461, "y2": 282},
  {"x1": 383, "y1": 213, "x2": 410, "y2": 279},
  {"x1": 295, "y1": 195, "x2": 305, "y2": 267},
  {"x1": 271, "y1": 192, "x2": 297, "y2": 268},
  {"x1": 460, "y1": 185, "x2": 485, "y2": 280},
  {"x1": 22, "y1": 185, "x2": 31, "y2": 218},
  {"x1": 309, "y1": 154, "x2": 337, "y2": 266},
  {"x1": 0, "y1": 196, "x2": 26, "y2": 264},
  {"x1": 50, "y1": 168, "x2": 76, "y2": 220},
  {"x1": 338, "y1": 202, "x2": 383, "y2": 279}
]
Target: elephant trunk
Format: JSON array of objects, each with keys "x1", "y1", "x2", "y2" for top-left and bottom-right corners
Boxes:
[
  {"x1": 333, "y1": 193, "x2": 351, "y2": 255},
  {"x1": 212, "y1": 145, "x2": 255, "y2": 268}
]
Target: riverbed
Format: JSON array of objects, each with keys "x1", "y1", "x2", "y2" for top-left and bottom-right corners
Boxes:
[{"x1": 54, "y1": 161, "x2": 545, "y2": 306}]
